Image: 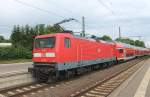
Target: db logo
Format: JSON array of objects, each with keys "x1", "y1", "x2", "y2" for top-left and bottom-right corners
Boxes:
[{"x1": 97, "y1": 49, "x2": 101, "y2": 53}]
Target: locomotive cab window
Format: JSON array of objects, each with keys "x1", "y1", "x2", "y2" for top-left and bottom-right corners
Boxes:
[
  {"x1": 35, "y1": 37, "x2": 55, "y2": 48},
  {"x1": 64, "y1": 38, "x2": 70, "y2": 48}
]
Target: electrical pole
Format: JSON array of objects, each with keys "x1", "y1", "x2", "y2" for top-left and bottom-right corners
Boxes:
[
  {"x1": 119, "y1": 26, "x2": 121, "y2": 38},
  {"x1": 82, "y1": 16, "x2": 85, "y2": 37}
]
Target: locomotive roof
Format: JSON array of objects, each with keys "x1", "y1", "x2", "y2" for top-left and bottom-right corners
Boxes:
[
  {"x1": 35, "y1": 33, "x2": 73, "y2": 38},
  {"x1": 35, "y1": 33, "x2": 115, "y2": 45},
  {"x1": 115, "y1": 41, "x2": 149, "y2": 51},
  {"x1": 74, "y1": 35, "x2": 115, "y2": 45}
]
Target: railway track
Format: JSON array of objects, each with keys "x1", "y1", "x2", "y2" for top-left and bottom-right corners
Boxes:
[
  {"x1": 0, "y1": 83, "x2": 48, "y2": 97},
  {"x1": 0, "y1": 71, "x2": 33, "y2": 90},
  {"x1": 0, "y1": 57, "x2": 148, "y2": 97},
  {"x1": 0, "y1": 78, "x2": 76, "y2": 97},
  {"x1": 71, "y1": 58, "x2": 147, "y2": 97}
]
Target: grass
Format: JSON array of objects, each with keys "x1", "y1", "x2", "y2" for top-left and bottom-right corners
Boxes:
[{"x1": 0, "y1": 59, "x2": 32, "y2": 64}]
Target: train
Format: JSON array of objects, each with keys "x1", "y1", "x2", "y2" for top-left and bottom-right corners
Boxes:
[{"x1": 28, "y1": 31, "x2": 150, "y2": 82}]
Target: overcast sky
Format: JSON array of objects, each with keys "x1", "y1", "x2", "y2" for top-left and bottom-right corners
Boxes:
[{"x1": 0, "y1": 0, "x2": 150, "y2": 47}]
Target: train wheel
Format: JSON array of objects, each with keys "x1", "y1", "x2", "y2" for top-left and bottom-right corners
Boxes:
[
  {"x1": 47, "y1": 71, "x2": 59, "y2": 83},
  {"x1": 65, "y1": 69, "x2": 76, "y2": 79},
  {"x1": 36, "y1": 71, "x2": 49, "y2": 83},
  {"x1": 102, "y1": 63, "x2": 108, "y2": 68}
]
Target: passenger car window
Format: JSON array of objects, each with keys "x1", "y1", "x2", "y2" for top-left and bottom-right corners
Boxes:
[
  {"x1": 64, "y1": 38, "x2": 70, "y2": 48},
  {"x1": 119, "y1": 49, "x2": 123, "y2": 53}
]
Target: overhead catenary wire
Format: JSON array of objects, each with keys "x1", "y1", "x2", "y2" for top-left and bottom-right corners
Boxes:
[
  {"x1": 43, "y1": 0, "x2": 83, "y2": 25},
  {"x1": 97, "y1": 0, "x2": 115, "y2": 15},
  {"x1": 14, "y1": 0, "x2": 66, "y2": 19},
  {"x1": 45, "y1": 0, "x2": 87, "y2": 27},
  {"x1": 14, "y1": 0, "x2": 98, "y2": 31},
  {"x1": 14, "y1": 0, "x2": 84, "y2": 31},
  {"x1": 13, "y1": 0, "x2": 115, "y2": 33},
  {"x1": 96, "y1": 0, "x2": 121, "y2": 38},
  {"x1": 44, "y1": 0, "x2": 82, "y2": 17},
  {"x1": 42, "y1": 0, "x2": 96, "y2": 30}
]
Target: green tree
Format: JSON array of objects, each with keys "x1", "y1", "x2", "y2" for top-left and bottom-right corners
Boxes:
[
  {"x1": 37, "y1": 24, "x2": 45, "y2": 35},
  {"x1": 135, "y1": 40, "x2": 145, "y2": 47},
  {"x1": 11, "y1": 25, "x2": 32, "y2": 49},
  {"x1": 100, "y1": 35, "x2": 112, "y2": 41},
  {"x1": 11, "y1": 24, "x2": 64, "y2": 50},
  {"x1": 34, "y1": 24, "x2": 62, "y2": 35},
  {"x1": 0, "y1": 36, "x2": 10, "y2": 43},
  {"x1": 116, "y1": 38, "x2": 134, "y2": 44},
  {"x1": 11, "y1": 25, "x2": 24, "y2": 47},
  {"x1": 0, "y1": 36, "x2": 5, "y2": 43},
  {"x1": 115, "y1": 38, "x2": 145, "y2": 47}
]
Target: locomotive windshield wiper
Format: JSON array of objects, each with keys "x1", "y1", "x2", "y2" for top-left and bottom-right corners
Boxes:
[{"x1": 45, "y1": 45, "x2": 54, "y2": 48}]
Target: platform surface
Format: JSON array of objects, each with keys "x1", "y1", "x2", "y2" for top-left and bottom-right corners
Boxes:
[
  {"x1": 0, "y1": 62, "x2": 32, "y2": 74},
  {"x1": 109, "y1": 58, "x2": 150, "y2": 97}
]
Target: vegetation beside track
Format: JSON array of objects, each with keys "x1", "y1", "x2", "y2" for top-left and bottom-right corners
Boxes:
[
  {"x1": 0, "y1": 24, "x2": 62, "y2": 62},
  {"x1": 0, "y1": 59, "x2": 32, "y2": 64},
  {"x1": 0, "y1": 47, "x2": 31, "y2": 60},
  {"x1": 0, "y1": 47, "x2": 32, "y2": 64}
]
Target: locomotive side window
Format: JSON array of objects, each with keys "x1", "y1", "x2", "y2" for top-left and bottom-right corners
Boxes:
[
  {"x1": 64, "y1": 38, "x2": 70, "y2": 48},
  {"x1": 35, "y1": 37, "x2": 55, "y2": 48},
  {"x1": 119, "y1": 49, "x2": 123, "y2": 53}
]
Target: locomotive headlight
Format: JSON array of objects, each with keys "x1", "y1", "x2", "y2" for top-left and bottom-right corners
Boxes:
[
  {"x1": 45, "y1": 52, "x2": 55, "y2": 57},
  {"x1": 33, "y1": 53, "x2": 41, "y2": 57}
]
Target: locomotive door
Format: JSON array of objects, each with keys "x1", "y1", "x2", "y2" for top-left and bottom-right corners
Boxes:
[
  {"x1": 81, "y1": 46, "x2": 83, "y2": 65},
  {"x1": 77, "y1": 44, "x2": 83, "y2": 66}
]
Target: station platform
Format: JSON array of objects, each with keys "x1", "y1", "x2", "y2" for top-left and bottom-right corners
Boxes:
[
  {"x1": 0, "y1": 62, "x2": 32, "y2": 74},
  {"x1": 109, "y1": 58, "x2": 150, "y2": 97}
]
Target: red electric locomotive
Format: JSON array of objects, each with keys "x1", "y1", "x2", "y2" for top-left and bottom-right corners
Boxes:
[{"x1": 29, "y1": 32, "x2": 117, "y2": 82}]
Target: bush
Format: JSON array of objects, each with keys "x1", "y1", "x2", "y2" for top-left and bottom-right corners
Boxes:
[{"x1": 0, "y1": 47, "x2": 32, "y2": 60}]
